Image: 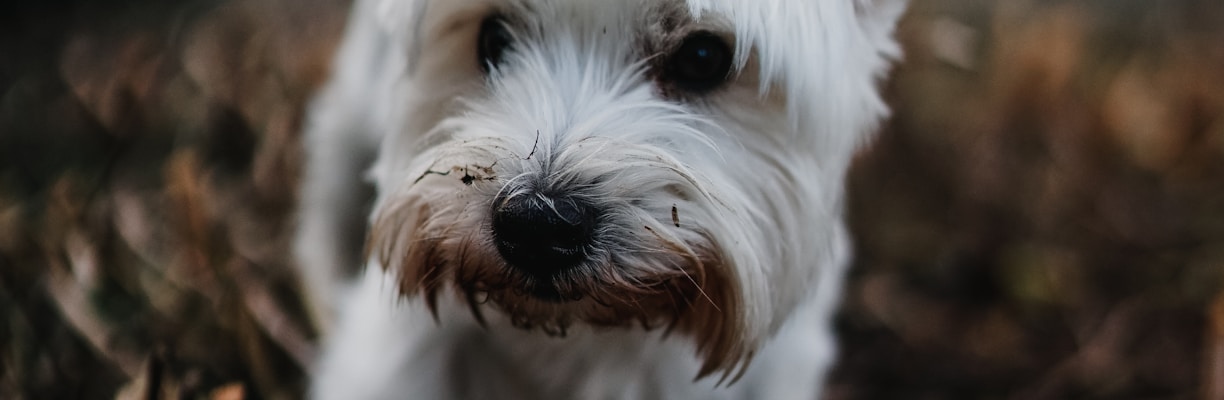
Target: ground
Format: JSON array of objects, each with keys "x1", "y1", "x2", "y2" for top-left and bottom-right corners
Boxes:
[{"x1": 1, "y1": 0, "x2": 1222, "y2": 399}]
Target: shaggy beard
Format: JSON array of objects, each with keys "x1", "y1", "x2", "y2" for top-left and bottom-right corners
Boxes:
[{"x1": 365, "y1": 146, "x2": 752, "y2": 381}]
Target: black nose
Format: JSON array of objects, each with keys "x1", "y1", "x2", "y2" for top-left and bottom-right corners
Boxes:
[{"x1": 491, "y1": 193, "x2": 597, "y2": 278}]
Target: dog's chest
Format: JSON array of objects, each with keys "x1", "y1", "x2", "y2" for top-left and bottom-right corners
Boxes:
[{"x1": 421, "y1": 318, "x2": 729, "y2": 400}]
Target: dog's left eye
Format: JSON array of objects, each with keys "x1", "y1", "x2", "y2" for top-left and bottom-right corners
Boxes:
[
  {"x1": 478, "y1": 15, "x2": 514, "y2": 73},
  {"x1": 665, "y1": 32, "x2": 734, "y2": 93}
]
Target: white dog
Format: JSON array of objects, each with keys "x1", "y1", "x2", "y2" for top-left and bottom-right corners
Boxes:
[{"x1": 296, "y1": 0, "x2": 905, "y2": 398}]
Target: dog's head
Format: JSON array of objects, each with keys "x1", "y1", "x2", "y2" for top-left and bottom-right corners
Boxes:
[{"x1": 362, "y1": 0, "x2": 904, "y2": 379}]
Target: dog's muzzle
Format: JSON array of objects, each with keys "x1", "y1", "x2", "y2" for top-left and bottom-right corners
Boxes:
[{"x1": 491, "y1": 191, "x2": 599, "y2": 291}]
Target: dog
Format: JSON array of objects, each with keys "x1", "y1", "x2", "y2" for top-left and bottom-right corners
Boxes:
[{"x1": 295, "y1": 0, "x2": 905, "y2": 398}]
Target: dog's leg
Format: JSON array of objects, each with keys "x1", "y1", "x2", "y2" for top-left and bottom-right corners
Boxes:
[
  {"x1": 314, "y1": 269, "x2": 538, "y2": 400},
  {"x1": 311, "y1": 269, "x2": 459, "y2": 400}
]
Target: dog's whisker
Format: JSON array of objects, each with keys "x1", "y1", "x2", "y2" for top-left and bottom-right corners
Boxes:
[{"x1": 462, "y1": 286, "x2": 489, "y2": 328}]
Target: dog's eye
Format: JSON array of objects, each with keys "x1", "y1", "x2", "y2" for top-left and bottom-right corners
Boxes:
[
  {"x1": 666, "y1": 32, "x2": 733, "y2": 93},
  {"x1": 478, "y1": 16, "x2": 513, "y2": 73}
]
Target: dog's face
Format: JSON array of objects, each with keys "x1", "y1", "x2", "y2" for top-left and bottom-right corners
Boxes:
[{"x1": 365, "y1": 0, "x2": 903, "y2": 379}]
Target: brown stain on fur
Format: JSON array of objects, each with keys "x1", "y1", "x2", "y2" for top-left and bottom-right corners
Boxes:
[{"x1": 366, "y1": 195, "x2": 750, "y2": 380}]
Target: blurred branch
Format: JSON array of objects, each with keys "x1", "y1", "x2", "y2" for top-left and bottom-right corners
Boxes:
[
  {"x1": 228, "y1": 257, "x2": 316, "y2": 371},
  {"x1": 45, "y1": 250, "x2": 145, "y2": 379},
  {"x1": 1208, "y1": 292, "x2": 1224, "y2": 400}
]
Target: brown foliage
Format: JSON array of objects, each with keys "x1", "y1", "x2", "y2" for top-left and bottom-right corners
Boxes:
[{"x1": 1, "y1": 0, "x2": 1221, "y2": 398}]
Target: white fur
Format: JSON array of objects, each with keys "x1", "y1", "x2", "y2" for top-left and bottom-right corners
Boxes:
[{"x1": 296, "y1": 0, "x2": 904, "y2": 398}]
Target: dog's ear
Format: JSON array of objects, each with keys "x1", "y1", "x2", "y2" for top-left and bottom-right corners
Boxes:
[
  {"x1": 319, "y1": 0, "x2": 425, "y2": 110},
  {"x1": 856, "y1": 0, "x2": 907, "y2": 59},
  {"x1": 369, "y1": 0, "x2": 430, "y2": 74},
  {"x1": 350, "y1": 0, "x2": 428, "y2": 74}
]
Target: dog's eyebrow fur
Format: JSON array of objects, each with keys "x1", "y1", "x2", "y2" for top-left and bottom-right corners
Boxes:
[
  {"x1": 642, "y1": 1, "x2": 738, "y2": 50},
  {"x1": 636, "y1": 1, "x2": 741, "y2": 99}
]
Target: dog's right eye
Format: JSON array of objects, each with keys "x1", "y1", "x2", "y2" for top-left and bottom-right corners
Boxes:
[
  {"x1": 478, "y1": 16, "x2": 513, "y2": 73},
  {"x1": 664, "y1": 32, "x2": 734, "y2": 94}
]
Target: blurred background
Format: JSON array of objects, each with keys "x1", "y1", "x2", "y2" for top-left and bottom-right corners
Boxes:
[{"x1": 1, "y1": 0, "x2": 1222, "y2": 398}]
